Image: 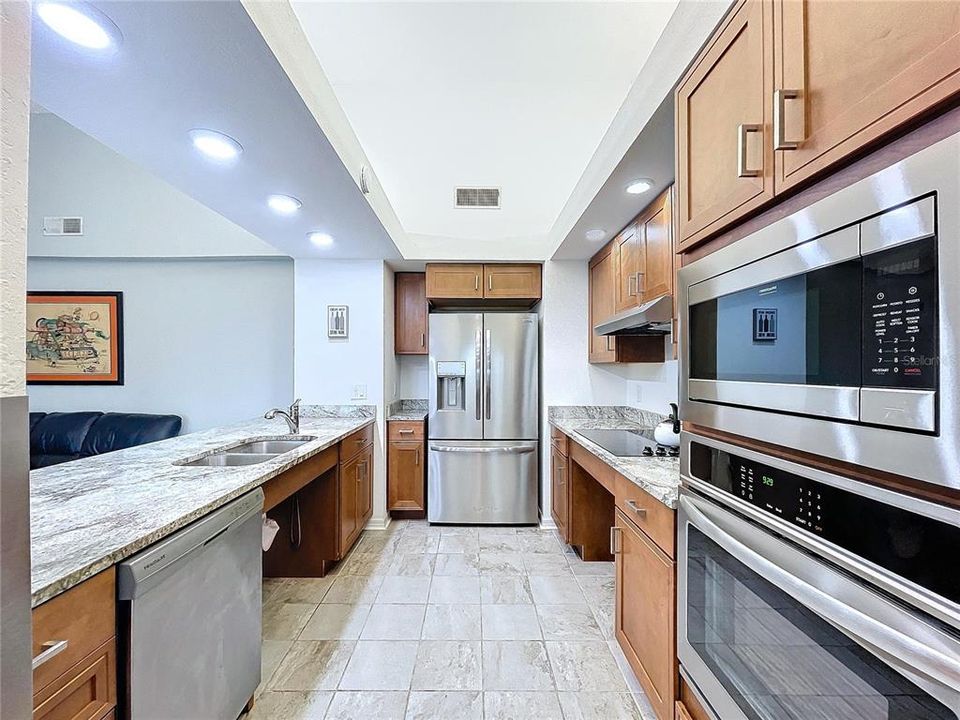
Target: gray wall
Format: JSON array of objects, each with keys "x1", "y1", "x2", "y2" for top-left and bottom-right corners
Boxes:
[{"x1": 28, "y1": 257, "x2": 295, "y2": 433}]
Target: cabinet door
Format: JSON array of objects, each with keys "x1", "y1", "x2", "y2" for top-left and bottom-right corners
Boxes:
[
  {"x1": 483, "y1": 264, "x2": 542, "y2": 299},
  {"x1": 395, "y1": 273, "x2": 427, "y2": 354},
  {"x1": 33, "y1": 640, "x2": 115, "y2": 720},
  {"x1": 425, "y1": 264, "x2": 484, "y2": 299},
  {"x1": 388, "y1": 440, "x2": 424, "y2": 512},
  {"x1": 615, "y1": 510, "x2": 676, "y2": 720},
  {"x1": 676, "y1": 0, "x2": 774, "y2": 250},
  {"x1": 614, "y1": 224, "x2": 641, "y2": 313},
  {"x1": 358, "y1": 448, "x2": 373, "y2": 526},
  {"x1": 640, "y1": 189, "x2": 674, "y2": 303},
  {"x1": 339, "y1": 454, "x2": 361, "y2": 553},
  {"x1": 588, "y1": 245, "x2": 618, "y2": 363},
  {"x1": 775, "y1": 0, "x2": 960, "y2": 192},
  {"x1": 550, "y1": 445, "x2": 568, "y2": 540}
]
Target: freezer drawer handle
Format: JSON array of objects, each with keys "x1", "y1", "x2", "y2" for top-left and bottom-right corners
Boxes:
[
  {"x1": 429, "y1": 444, "x2": 536, "y2": 455},
  {"x1": 32, "y1": 640, "x2": 68, "y2": 670}
]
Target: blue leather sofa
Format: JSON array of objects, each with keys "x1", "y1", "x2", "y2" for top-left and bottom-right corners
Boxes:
[{"x1": 29, "y1": 412, "x2": 182, "y2": 469}]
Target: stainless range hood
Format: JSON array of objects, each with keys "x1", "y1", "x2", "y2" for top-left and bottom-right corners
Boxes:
[{"x1": 594, "y1": 294, "x2": 672, "y2": 336}]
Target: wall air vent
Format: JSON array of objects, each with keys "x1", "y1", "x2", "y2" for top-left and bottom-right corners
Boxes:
[
  {"x1": 42, "y1": 216, "x2": 83, "y2": 236},
  {"x1": 455, "y1": 187, "x2": 500, "y2": 209}
]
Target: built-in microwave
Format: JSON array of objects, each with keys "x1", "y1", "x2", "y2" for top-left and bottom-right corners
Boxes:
[{"x1": 678, "y1": 130, "x2": 960, "y2": 491}]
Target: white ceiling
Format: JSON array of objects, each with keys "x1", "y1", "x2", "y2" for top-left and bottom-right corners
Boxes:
[
  {"x1": 291, "y1": 1, "x2": 679, "y2": 258},
  {"x1": 30, "y1": 1, "x2": 400, "y2": 260}
]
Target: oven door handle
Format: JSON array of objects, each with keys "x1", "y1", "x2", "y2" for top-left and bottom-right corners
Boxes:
[{"x1": 681, "y1": 494, "x2": 960, "y2": 703}]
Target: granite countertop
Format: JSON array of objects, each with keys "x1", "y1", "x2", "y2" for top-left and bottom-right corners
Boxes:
[
  {"x1": 387, "y1": 399, "x2": 428, "y2": 422},
  {"x1": 30, "y1": 407, "x2": 375, "y2": 607},
  {"x1": 549, "y1": 408, "x2": 680, "y2": 510}
]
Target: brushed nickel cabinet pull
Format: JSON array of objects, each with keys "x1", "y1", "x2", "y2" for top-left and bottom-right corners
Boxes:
[
  {"x1": 626, "y1": 499, "x2": 647, "y2": 518},
  {"x1": 627, "y1": 273, "x2": 636, "y2": 297},
  {"x1": 420, "y1": 332, "x2": 425, "y2": 347},
  {"x1": 488, "y1": 275, "x2": 493, "y2": 291},
  {"x1": 33, "y1": 640, "x2": 68, "y2": 670},
  {"x1": 399, "y1": 428, "x2": 414, "y2": 435},
  {"x1": 737, "y1": 123, "x2": 762, "y2": 178},
  {"x1": 774, "y1": 89, "x2": 801, "y2": 151},
  {"x1": 635, "y1": 271, "x2": 645, "y2": 295},
  {"x1": 606, "y1": 336, "x2": 614, "y2": 352},
  {"x1": 474, "y1": 274, "x2": 479, "y2": 291},
  {"x1": 609, "y1": 526, "x2": 622, "y2": 555},
  {"x1": 415, "y1": 448, "x2": 420, "y2": 466}
]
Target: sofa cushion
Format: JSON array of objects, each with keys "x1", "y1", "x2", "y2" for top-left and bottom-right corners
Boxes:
[
  {"x1": 30, "y1": 412, "x2": 103, "y2": 460},
  {"x1": 80, "y1": 413, "x2": 182, "y2": 457}
]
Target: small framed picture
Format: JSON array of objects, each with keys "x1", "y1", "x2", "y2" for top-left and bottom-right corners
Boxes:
[
  {"x1": 26, "y1": 291, "x2": 124, "y2": 385},
  {"x1": 328, "y1": 305, "x2": 348, "y2": 338},
  {"x1": 753, "y1": 308, "x2": 777, "y2": 342}
]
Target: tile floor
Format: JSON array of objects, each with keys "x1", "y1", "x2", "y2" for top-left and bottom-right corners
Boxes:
[{"x1": 251, "y1": 521, "x2": 657, "y2": 720}]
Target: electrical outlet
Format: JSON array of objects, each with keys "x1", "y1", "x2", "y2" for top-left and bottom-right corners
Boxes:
[{"x1": 351, "y1": 384, "x2": 367, "y2": 400}]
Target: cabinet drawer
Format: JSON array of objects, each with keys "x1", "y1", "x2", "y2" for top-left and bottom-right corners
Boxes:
[
  {"x1": 32, "y1": 569, "x2": 116, "y2": 695},
  {"x1": 388, "y1": 421, "x2": 424, "y2": 441},
  {"x1": 615, "y1": 474, "x2": 676, "y2": 559},
  {"x1": 33, "y1": 638, "x2": 116, "y2": 720},
  {"x1": 549, "y1": 426, "x2": 568, "y2": 456},
  {"x1": 341, "y1": 423, "x2": 373, "y2": 462}
]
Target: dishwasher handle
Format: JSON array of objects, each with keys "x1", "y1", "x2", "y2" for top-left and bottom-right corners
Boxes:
[{"x1": 118, "y1": 488, "x2": 264, "y2": 600}]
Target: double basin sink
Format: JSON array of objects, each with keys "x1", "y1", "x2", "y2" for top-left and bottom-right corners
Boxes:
[{"x1": 176, "y1": 436, "x2": 317, "y2": 467}]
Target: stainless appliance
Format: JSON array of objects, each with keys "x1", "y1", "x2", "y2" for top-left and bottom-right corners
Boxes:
[
  {"x1": 594, "y1": 293, "x2": 673, "y2": 336},
  {"x1": 119, "y1": 489, "x2": 263, "y2": 720},
  {"x1": 575, "y1": 428, "x2": 679, "y2": 457},
  {"x1": 678, "y1": 431, "x2": 960, "y2": 719},
  {"x1": 678, "y1": 131, "x2": 960, "y2": 489},
  {"x1": 428, "y1": 312, "x2": 538, "y2": 524}
]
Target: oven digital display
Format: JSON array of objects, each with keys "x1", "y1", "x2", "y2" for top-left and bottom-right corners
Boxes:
[{"x1": 732, "y1": 457, "x2": 825, "y2": 534}]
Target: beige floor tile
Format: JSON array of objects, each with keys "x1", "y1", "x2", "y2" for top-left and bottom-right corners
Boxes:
[
  {"x1": 536, "y1": 604, "x2": 604, "y2": 641},
  {"x1": 434, "y1": 552, "x2": 480, "y2": 577},
  {"x1": 529, "y1": 575, "x2": 585, "y2": 604},
  {"x1": 522, "y1": 554, "x2": 572, "y2": 576},
  {"x1": 262, "y1": 602, "x2": 317, "y2": 641},
  {"x1": 263, "y1": 577, "x2": 335, "y2": 604},
  {"x1": 325, "y1": 691, "x2": 408, "y2": 720},
  {"x1": 245, "y1": 690, "x2": 332, "y2": 719},
  {"x1": 257, "y1": 640, "x2": 292, "y2": 696},
  {"x1": 422, "y1": 604, "x2": 482, "y2": 640},
  {"x1": 481, "y1": 604, "x2": 542, "y2": 640},
  {"x1": 322, "y1": 575, "x2": 384, "y2": 604},
  {"x1": 338, "y1": 640, "x2": 419, "y2": 690},
  {"x1": 429, "y1": 575, "x2": 481, "y2": 604},
  {"x1": 394, "y1": 534, "x2": 440, "y2": 554},
  {"x1": 405, "y1": 691, "x2": 482, "y2": 720},
  {"x1": 411, "y1": 640, "x2": 482, "y2": 691},
  {"x1": 338, "y1": 550, "x2": 396, "y2": 576},
  {"x1": 268, "y1": 640, "x2": 354, "y2": 691},
  {"x1": 438, "y1": 535, "x2": 480, "y2": 554},
  {"x1": 483, "y1": 691, "x2": 564, "y2": 720},
  {"x1": 361, "y1": 603, "x2": 425, "y2": 640},
  {"x1": 577, "y1": 576, "x2": 616, "y2": 608},
  {"x1": 387, "y1": 553, "x2": 436, "y2": 576},
  {"x1": 376, "y1": 575, "x2": 431, "y2": 603},
  {"x1": 546, "y1": 641, "x2": 628, "y2": 691},
  {"x1": 557, "y1": 691, "x2": 646, "y2": 719},
  {"x1": 478, "y1": 536, "x2": 522, "y2": 553},
  {"x1": 481, "y1": 641, "x2": 555, "y2": 691},
  {"x1": 519, "y1": 533, "x2": 563, "y2": 554},
  {"x1": 478, "y1": 552, "x2": 526, "y2": 576},
  {"x1": 300, "y1": 604, "x2": 371, "y2": 641},
  {"x1": 480, "y1": 576, "x2": 534, "y2": 604},
  {"x1": 568, "y1": 557, "x2": 615, "y2": 577}
]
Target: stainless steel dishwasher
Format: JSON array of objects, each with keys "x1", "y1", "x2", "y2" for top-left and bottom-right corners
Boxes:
[{"x1": 118, "y1": 488, "x2": 263, "y2": 720}]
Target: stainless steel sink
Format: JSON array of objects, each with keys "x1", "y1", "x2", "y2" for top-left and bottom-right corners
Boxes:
[
  {"x1": 180, "y1": 453, "x2": 278, "y2": 467},
  {"x1": 229, "y1": 437, "x2": 316, "y2": 454}
]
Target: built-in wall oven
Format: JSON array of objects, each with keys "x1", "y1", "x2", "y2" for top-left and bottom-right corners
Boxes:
[
  {"x1": 678, "y1": 431, "x2": 960, "y2": 720},
  {"x1": 678, "y1": 131, "x2": 960, "y2": 490}
]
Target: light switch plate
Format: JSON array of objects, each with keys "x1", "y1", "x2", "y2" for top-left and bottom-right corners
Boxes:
[{"x1": 352, "y1": 384, "x2": 367, "y2": 400}]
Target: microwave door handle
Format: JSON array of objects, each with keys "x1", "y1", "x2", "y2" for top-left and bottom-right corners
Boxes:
[{"x1": 681, "y1": 495, "x2": 960, "y2": 702}]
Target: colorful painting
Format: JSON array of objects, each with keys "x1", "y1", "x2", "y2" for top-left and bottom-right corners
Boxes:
[{"x1": 26, "y1": 292, "x2": 124, "y2": 385}]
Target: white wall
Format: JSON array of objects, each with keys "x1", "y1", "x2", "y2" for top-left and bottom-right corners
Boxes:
[
  {"x1": 398, "y1": 355, "x2": 428, "y2": 399},
  {"x1": 28, "y1": 258, "x2": 295, "y2": 433},
  {"x1": 27, "y1": 113, "x2": 281, "y2": 258},
  {"x1": 539, "y1": 259, "x2": 678, "y2": 526},
  {"x1": 294, "y1": 259, "x2": 390, "y2": 528}
]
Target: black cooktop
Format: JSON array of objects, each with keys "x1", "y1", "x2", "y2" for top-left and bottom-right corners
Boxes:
[{"x1": 576, "y1": 429, "x2": 679, "y2": 458}]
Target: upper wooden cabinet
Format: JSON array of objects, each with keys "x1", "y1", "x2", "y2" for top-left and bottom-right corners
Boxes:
[
  {"x1": 589, "y1": 243, "x2": 619, "y2": 363},
  {"x1": 395, "y1": 272, "x2": 428, "y2": 355},
  {"x1": 426, "y1": 263, "x2": 541, "y2": 304},
  {"x1": 641, "y1": 188, "x2": 675, "y2": 303},
  {"x1": 614, "y1": 224, "x2": 642, "y2": 313},
  {"x1": 676, "y1": 0, "x2": 775, "y2": 249},
  {"x1": 774, "y1": 0, "x2": 960, "y2": 192},
  {"x1": 676, "y1": 0, "x2": 960, "y2": 250}
]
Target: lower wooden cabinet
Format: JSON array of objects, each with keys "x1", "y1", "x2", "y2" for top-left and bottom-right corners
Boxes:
[
  {"x1": 32, "y1": 569, "x2": 117, "y2": 720},
  {"x1": 388, "y1": 420, "x2": 426, "y2": 516},
  {"x1": 677, "y1": 677, "x2": 713, "y2": 720},
  {"x1": 550, "y1": 443, "x2": 569, "y2": 540},
  {"x1": 615, "y1": 509, "x2": 677, "y2": 720},
  {"x1": 340, "y1": 444, "x2": 373, "y2": 554}
]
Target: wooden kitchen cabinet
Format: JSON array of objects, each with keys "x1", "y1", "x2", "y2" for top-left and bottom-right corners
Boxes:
[
  {"x1": 339, "y1": 444, "x2": 373, "y2": 554},
  {"x1": 550, "y1": 439, "x2": 569, "y2": 541},
  {"x1": 588, "y1": 242, "x2": 619, "y2": 363},
  {"x1": 774, "y1": 0, "x2": 960, "y2": 192},
  {"x1": 614, "y1": 223, "x2": 642, "y2": 313},
  {"x1": 676, "y1": 0, "x2": 775, "y2": 250},
  {"x1": 615, "y1": 509, "x2": 677, "y2": 720},
  {"x1": 388, "y1": 420, "x2": 426, "y2": 515},
  {"x1": 677, "y1": 678, "x2": 713, "y2": 720},
  {"x1": 425, "y1": 263, "x2": 484, "y2": 299},
  {"x1": 32, "y1": 569, "x2": 117, "y2": 720},
  {"x1": 640, "y1": 188, "x2": 675, "y2": 303},
  {"x1": 395, "y1": 272, "x2": 428, "y2": 354},
  {"x1": 483, "y1": 264, "x2": 541, "y2": 300}
]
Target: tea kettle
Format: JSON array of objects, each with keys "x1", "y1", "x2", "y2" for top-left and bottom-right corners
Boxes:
[{"x1": 653, "y1": 403, "x2": 680, "y2": 448}]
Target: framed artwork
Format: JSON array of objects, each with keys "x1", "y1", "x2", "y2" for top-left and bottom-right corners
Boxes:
[{"x1": 26, "y1": 292, "x2": 124, "y2": 385}]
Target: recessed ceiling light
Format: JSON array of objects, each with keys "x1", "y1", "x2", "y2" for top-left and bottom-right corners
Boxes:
[
  {"x1": 585, "y1": 228, "x2": 607, "y2": 242},
  {"x1": 36, "y1": 1, "x2": 122, "y2": 51},
  {"x1": 308, "y1": 232, "x2": 334, "y2": 248},
  {"x1": 189, "y1": 129, "x2": 242, "y2": 162},
  {"x1": 625, "y1": 178, "x2": 654, "y2": 195},
  {"x1": 267, "y1": 194, "x2": 302, "y2": 215}
]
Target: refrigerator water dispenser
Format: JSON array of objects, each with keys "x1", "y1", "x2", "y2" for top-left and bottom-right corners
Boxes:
[{"x1": 436, "y1": 361, "x2": 466, "y2": 411}]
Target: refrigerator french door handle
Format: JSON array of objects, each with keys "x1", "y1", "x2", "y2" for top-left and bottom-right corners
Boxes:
[
  {"x1": 485, "y1": 329, "x2": 492, "y2": 420},
  {"x1": 681, "y1": 493, "x2": 960, "y2": 703},
  {"x1": 475, "y1": 328, "x2": 482, "y2": 421}
]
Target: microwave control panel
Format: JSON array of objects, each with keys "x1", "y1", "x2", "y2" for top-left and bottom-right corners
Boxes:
[{"x1": 862, "y1": 235, "x2": 937, "y2": 390}]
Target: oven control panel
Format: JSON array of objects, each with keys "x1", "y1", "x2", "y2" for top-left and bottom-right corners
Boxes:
[
  {"x1": 862, "y1": 235, "x2": 937, "y2": 390},
  {"x1": 734, "y1": 457, "x2": 824, "y2": 535}
]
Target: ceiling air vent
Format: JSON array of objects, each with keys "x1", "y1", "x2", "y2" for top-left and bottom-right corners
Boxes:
[
  {"x1": 42, "y1": 216, "x2": 83, "y2": 236},
  {"x1": 456, "y1": 187, "x2": 500, "y2": 209}
]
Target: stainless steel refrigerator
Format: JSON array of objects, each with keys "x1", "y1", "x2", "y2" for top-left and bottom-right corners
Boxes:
[{"x1": 428, "y1": 312, "x2": 539, "y2": 524}]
